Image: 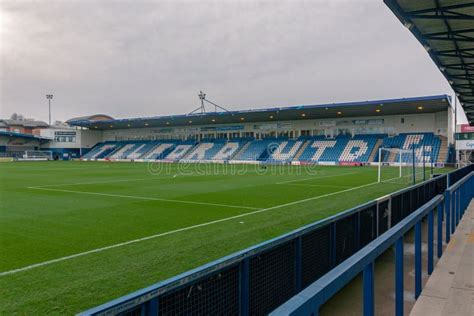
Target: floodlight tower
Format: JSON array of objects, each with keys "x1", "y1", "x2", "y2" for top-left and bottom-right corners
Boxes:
[
  {"x1": 198, "y1": 91, "x2": 206, "y2": 114},
  {"x1": 189, "y1": 91, "x2": 230, "y2": 114},
  {"x1": 46, "y1": 94, "x2": 53, "y2": 126}
]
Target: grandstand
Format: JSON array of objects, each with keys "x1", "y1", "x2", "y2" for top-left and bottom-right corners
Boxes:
[
  {"x1": 71, "y1": 95, "x2": 454, "y2": 167},
  {"x1": 3, "y1": 0, "x2": 474, "y2": 314},
  {"x1": 79, "y1": 132, "x2": 446, "y2": 165}
]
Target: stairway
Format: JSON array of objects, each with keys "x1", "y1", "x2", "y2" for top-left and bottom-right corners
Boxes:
[
  {"x1": 368, "y1": 138, "x2": 384, "y2": 162},
  {"x1": 230, "y1": 141, "x2": 251, "y2": 160},
  {"x1": 103, "y1": 144, "x2": 123, "y2": 159},
  {"x1": 293, "y1": 140, "x2": 310, "y2": 161},
  {"x1": 438, "y1": 135, "x2": 448, "y2": 163},
  {"x1": 388, "y1": 150, "x2": 398, "y2": 163}
]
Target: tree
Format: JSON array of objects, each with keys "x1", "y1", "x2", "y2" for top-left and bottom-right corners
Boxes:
[{"x1": 10, "y1": 113, "x2": 25, "y2": 120}]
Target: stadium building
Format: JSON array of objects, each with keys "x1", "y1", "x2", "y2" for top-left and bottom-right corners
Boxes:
[
  {"x1": 64, "y1": 95, "x2": 455, "y2": 166},
  {"x1": 2, "y1": 1, "x2": 474, "y2": 315}
]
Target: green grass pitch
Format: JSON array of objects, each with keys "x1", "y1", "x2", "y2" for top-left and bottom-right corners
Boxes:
[{"x1": 0, "y1": 161, "x2": 447, "y2": 314}]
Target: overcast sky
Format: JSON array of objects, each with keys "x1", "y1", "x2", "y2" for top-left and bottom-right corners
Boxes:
[{"x1": 0, "y1": 0, "x2": 466, "y2": 123}]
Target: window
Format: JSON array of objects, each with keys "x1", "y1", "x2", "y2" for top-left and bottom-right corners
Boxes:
[{"x1": 400, "y1": 118, "x2": 405, "y2": 124}]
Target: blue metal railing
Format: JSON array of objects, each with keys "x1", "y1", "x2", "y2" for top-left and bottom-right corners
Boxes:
[
  {"x1": 78, "y1": 166, "x2": 471, "y2": 315},
  {"x1": 271, "y1": 171, "x2": 474, "y2": 316}
]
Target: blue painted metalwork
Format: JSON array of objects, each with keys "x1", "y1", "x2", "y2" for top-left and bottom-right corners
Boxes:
[
  {"x1": 67, "y1": 95, "x2": 451, "y2": 130},
  {"x1": 295, "y1": 237, "x2": 302, "y2": 293},
  {"x1": 240, "y1": 258, "x2": 249, "y2": 316},
  {"x1": 270, "y1": 171, "x2": 473, "y2": 316},
  {"x1": 330, "y1": 222, "x2": 336, "y2": 267},
  {"x1": 363, "y1": 262, "x2": 374, "y2": 316},
  {"x1": 414, "y1": 221, "x2": 422, "y2": 299},
  {"x1": 148, "y1": 298, "x2": 158, "y2": 315},
  {"x1": 437, "y1": 203, "x2": 443, "y2": 258},
  {"x1": 428, "y1": 209, "x2": 434, "y2": 275},
  {"x1": 395, "y1": 237, "x2": 404, "y2": 316},
  {"x1": 445, "y1": 191, "x2": 451, "y2": 243},
  {"x1": 79, "y1": 167, "x2": 473, "y2": 316}
]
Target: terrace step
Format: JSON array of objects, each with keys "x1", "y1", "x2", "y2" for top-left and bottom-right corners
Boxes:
[
  {"x1": 294, "y1": 140, "x2": 310, "y2": 161},
  {"x1": 438, "y1": 135, "x2": 448, "y2": 163},
  {"x1": 231, "y1": 141, "x2": 251, "y2": 160},
  {"x1": 369, "y1": 138, "x2": 384, "y2": 162}
]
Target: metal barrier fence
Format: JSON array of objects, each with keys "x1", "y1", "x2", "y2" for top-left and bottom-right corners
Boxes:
[
  {"x1": 271, "y1": 171, "x2": 474, "y2": 316},
  {"x1": 448, "y1": 163, "x2": 474, "y2": 187},
  {"x1": 79, "y1": 167, "x2": 469, "y2": 316}
]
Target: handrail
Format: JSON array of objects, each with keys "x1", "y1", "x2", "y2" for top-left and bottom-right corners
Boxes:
[
  {"x1": 447, "y1": 171, "x2": 473, "y2": 191},
  {"x1": 271, "y1": 170, "x2": 474, "y2": 316},
  {"x1": 269, "y1": 195, "x2": 444, "y2": 315}
]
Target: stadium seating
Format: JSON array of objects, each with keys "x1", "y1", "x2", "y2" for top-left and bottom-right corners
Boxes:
[
  {"x1": 233, "y1": 139, "x2": 276, "y2": 161},
  {"x1": 142, "y1": 142, "x2": 176, "y2": 160},
  {"x1": 127, "y1": 142, "x2": 159, "y2": 160},
  {"x1": 108, "y1": 143, "x2": 136, "y2": 159},
  {"x1": 82, "y1": 143, "x2": 118, "y2": 159},
  {"x1": 297, "y1": 135, "x2": 381, "y2": 163},
  {"x1": 377, "y1": 133, "x2": 441, "y2": 163},
  {"x1": 267, "y1": 140, "x2": 304, "y2": 162},
  {"x1": 165, "y1": 141, "x2": 197, "y2": 161},
  {"x1": 339, "y1": 135, "x2": 380, "y2": 162},
  {"x1": 213, "y1": 140, "x2": 246, "y2": 160},
  {"x1": 184, "y1": 141, "x2": 223, "y2": 160},
  {"x1": 81, "y1": 132, "x2": 443, "y2": 164}
]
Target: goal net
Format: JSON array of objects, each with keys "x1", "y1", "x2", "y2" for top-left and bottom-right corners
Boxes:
[
  {"x1": 22, "y1": 150, "x2": 53, "y2": 161},
  {"x1": 377, "y1": 148, "x2": 417, "y2": 184}
]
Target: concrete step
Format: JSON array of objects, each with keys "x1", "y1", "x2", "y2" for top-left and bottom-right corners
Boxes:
[{"x1": 294, "y1": 140, "x2": 310, "y2": 161}]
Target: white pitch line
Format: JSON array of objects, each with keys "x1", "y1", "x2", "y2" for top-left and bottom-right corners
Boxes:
[
  {"x1": 279, "y1": 183, "x2": 352, "y2": 189},
  {"x1": 27, "y1": 187, "x2": 259, "y2": 210},
  {"x1": 2, "y1": 178, "x2": 390, "y2": 277},
  {"x1": 275, "y1": 171, "x2": 359, "y2": 185},
  {"x1": 0, "y1": 166, "x2": 111, "y2": 171},
  {"x1": 30, "y1": 175, "x2": 176, "y2": 188},
  {"x1": 28, "y1": 169, "x2": 264, "y2": 188}
]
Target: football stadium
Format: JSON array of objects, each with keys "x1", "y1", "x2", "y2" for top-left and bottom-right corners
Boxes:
[{"x1": 1, "y1": 1, "x2": 474, "y2": 316}]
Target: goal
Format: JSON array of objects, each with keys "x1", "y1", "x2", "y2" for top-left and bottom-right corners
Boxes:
[
  {"x1": 377, "y1": 147, "x2": 416, "y2": 184},
  {"x1": 22, "y1": 150, "x2": 53, "y2": 161}
]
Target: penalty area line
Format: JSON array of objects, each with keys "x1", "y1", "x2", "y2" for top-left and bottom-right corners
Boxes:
[{"x1": 3, "y1": 178, "x2": 391, "y2": 277}]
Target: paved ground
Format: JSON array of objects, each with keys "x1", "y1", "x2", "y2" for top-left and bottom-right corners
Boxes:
[{"x1": 410, "y1": 201, "x2": 474, "y2": 316}]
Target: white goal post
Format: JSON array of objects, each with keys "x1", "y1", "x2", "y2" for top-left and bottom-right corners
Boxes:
[
  {"x1": 22, "y1": 150, "x2": 53, "y2": 161},
  {"x1": 377, "y1": 147, "x2": 415, "y2": 183}
]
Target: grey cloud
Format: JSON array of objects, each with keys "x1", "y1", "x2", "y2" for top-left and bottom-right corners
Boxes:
[{"x1": 0, "y1": 0, "x2": 461, "y2": 123}]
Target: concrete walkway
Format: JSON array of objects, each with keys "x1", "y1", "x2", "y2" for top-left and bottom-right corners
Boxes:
[{"x1": 410, "y1": 201, "x2": 474, "y2": 316}]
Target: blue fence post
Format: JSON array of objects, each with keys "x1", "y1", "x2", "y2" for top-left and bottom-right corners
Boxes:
[
  {"x1": 395, "y1": 236, "x2": 404, "y2": 316},
  {"x1": 437, "y1": 203, "x2": 443, "y2": 258},
  {"x1": 462, "y1": 183, "x2": 467, "y2": 214},
  {"x1": 451, "y1": 191, "x2": 456, "y2": 233},
  {"x1": 445, "y1": 191, "x2": 451, "y2": 243},
  {"x1": 457, "y1": 189, "x2": 460, "y2": 224},
  {"x1": 330, "y1": 222, "x2": 336, "y2": 267},
  {"x1": 295, "y1": 237, "x2": 302, "y2": 293},
  {"x1": 415, "y1": 221, "x2": 422, "y2": 299},
  {"x1": 240, "y1": 258, "x2": 250, "y2": 316},
  {"x1": 428, "y1": 209, "x2": 434, "y2": 275},
  {"x1": 356, "y1": 211, "x2": 361, "y2": 251},
  {"x1": 148, "y1": 297, "x2": 158, "y2": 315},
  {"x1": 363, "y1": 261, "x2": 375, "y2": 316},
  {"x1": 457, "y1": 189, "x2": 461, "y2": 222}
]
